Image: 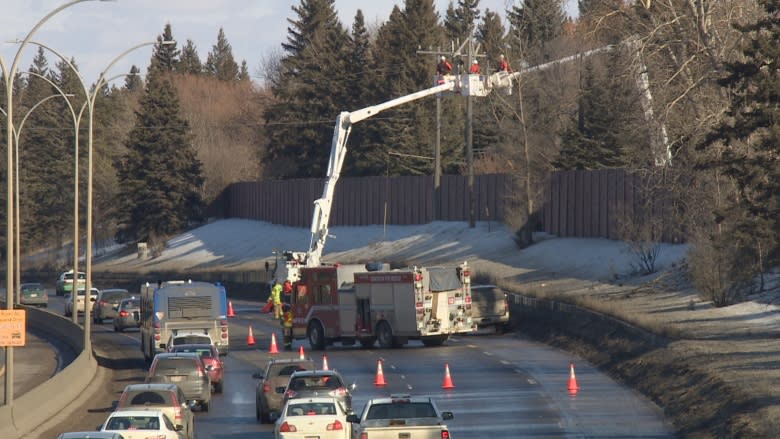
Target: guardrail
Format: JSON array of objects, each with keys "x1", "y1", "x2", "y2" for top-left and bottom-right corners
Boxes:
[{"x1": 0, "y1": 306, "x2": 95, "y2": 438}]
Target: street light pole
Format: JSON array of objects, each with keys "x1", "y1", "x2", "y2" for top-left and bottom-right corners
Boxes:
[{"x1": 0, "y1": 0, "x2": 108, "y2": 407}]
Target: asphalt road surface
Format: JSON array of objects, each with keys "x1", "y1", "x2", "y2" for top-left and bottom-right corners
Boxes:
[{"x1": 36, "y1": 297, "x2": 674, "y2": 438}]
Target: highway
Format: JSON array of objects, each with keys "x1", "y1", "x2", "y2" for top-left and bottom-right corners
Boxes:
[{"x1": 32, "y1": 296, "x2": 674, "y2": 438}]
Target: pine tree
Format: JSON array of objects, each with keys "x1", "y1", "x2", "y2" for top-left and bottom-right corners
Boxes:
[
  {"x1": 700, "y1": 0, "x2": 780, "y2": 267},
  {"x1": 264, "y1": 0, "x2": 350, "y2": 178},
  {"x1": 124, "y1": 65, "x2": 143, "y2": 91},
  {"x1": 238, "y1": 61, "x2": 250, "y2": 81},
  {"x1": 444, "y1": 0, "x2": 481, "y2": 44},
  {"x1": 148, "y1": 23, "x2": 180, "y2": 76},
  {"x1": 179, "y1": 39, "x2": 203, "y2": 75},
  {"x1": 205, "y1": 28, "x2": 240, "y2": 81},
  {"x1": 507, "y1": 0, "x2": 566, "y2": 62},
  {"x1": 118, "y1": 30, "x2": 204, "y2": 248},
  {"x1": 342, "y1": 9, "x2": 376, "y2": 176},
  {"x1": 370, "y1": 0, "x2": 454, "y2": 176},
  {"x1": 17, "y1": 47, "x2": 72, "y2": 247}
]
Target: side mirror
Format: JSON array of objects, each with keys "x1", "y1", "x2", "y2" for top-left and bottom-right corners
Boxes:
[
  {"x1": 205, "y1": 365, "x2": 214, "y2": 372},
  {"x1": 275, "y1": 386, "x2": 286, "y2": 394},
  {"x1": 96, "y1": 425, "x2": 102, "y2": 431},
  {"x1": 269, "y1": 412, "x2": 279, "y2": 422},
  {"x1": 174, "y1": 424, "x2": 184, "y2": 431},
  {"x1": 251, "y1": 371, "x2": 264, "y2": 380},
  {"x1": 346, "y1": 414, "x2": 360, "y2": 423},
  {"x1": 110, "y1": 401, "x2": 118, "y2": 410},
  {"x1": 349, "y1": 382, "x2": 358, "y2": 391},
  {"x1": 441, "y1": 411, "x2": 454, "y2": 420}
]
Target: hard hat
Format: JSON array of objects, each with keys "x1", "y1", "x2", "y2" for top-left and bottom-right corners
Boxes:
[
  {"x1": 473, "y1": 60, "x2": 478, "y2": 64},
  {"x1": 499, "y1": 54, "x2": 505, "y2": 59},
  {"x1": 441, "y1": 55, "x2": 446, "y2": 61}
]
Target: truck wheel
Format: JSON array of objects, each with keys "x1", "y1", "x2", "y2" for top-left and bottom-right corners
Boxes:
[
  {"x1": 359, "y1": 338, "x2": 376, "y2": 348},
  {"x1": 421, "y1": 335, "x2": 449, "y2": 347},
  {"x1": 377, "y1": 322, "x2": 394, "y2": 349},
  {"x1": 307, "y1": 321, "x2": 326, "y2": 351}
]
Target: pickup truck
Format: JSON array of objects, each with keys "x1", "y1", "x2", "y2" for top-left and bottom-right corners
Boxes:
[{"x1": 347, "y1": 393, "x2": 454, "y2": 439}]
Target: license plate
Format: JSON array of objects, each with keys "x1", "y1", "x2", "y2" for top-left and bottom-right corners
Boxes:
[
  {"x1": 30, "y1": 293, "x2": 38, "y2": 297},
  {"x1": 169, "y1": 375, "x2": 184, "y2": 382},
  {"x1": 304, "y1": 436, "x2": 320, "y2": 439}
]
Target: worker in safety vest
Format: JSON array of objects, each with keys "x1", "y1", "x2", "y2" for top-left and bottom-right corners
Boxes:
[
  {"x1": 497, "y1": 54, "x2": 511, "y2": 72},
  {"x1": 469, "y1": 59, "x2": 481, "y2": 74},
  {"x1": 268, "y1": 281, "x2": 283, "y2": 319},
  {"x1": 282, "y1": 304, "x2": 293, "y2": 350}
]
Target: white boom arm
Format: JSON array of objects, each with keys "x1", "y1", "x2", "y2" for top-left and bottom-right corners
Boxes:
[{"x1": 304, "y1": 79, "x2": 457, "y2": 268}]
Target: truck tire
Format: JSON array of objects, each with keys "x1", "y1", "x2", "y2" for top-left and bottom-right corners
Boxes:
[
  {"x1": 359, "y1": 338, "x2": 376, "y2": 348},
  {"x1": 377, "y1": 322, "x2": 394, "y2": 348},
  {"x1": 421, "y1": 335, "x2": 449, "y2": 347},
  {"x1": 307, "y1": 321, "x2": 326, "y2": 351}
]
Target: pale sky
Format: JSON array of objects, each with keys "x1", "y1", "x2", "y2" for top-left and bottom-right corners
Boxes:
[{"x1": 0, "y1": 1, "x2": 577, "y2": 86}]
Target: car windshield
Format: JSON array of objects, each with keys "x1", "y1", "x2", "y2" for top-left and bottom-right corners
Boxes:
[
  {"x1": 22, "y1": 284, "x2": 45, "y2": 294},
  {"x1": 174, "y1": 346, "x2": 215, "y2": 358},
  {"x1": 366, "y1": 402, "x2": 437, "y2": 419},
  {"x1": 64, "y1": 272, "x2": 86, "y2": 281},
  {"x1": 153, "y1": 357, "x2": 198, "y2": 373},
  {"x1": 121, "y1": 299, "x2": 140, "y2": 309},
  {"x1": 123, "y1": 390, "x2": 173, "y2": 406}
]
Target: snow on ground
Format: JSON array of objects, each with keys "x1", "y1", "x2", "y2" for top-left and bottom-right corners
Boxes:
[{"x1": 94, "y1": 218, "x2": 688, "y2": 283}]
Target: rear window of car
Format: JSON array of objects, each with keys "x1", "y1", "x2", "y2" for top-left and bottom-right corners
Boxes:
[
  {"x1": 173, "y1": 346, "x2": 215, "y2": 358},
  {"x1": 122, "y1": 390, "x2": 174, "y2": 406},
  {"x1": 101, "y1": 291, "x2": 129, "y2": 301},
  {"x1": 120, "y1": 299, "x2": 140, "y2": 309},
  {"x1": 366, "y1": 402, "x2": 436, "y2": 420},
  {"x1": 153, "y1": 357, "x2": 199, "y2": 372},
  {"x1": 22, "y1": 284, "x2": 45, "y2": 292},
  {"x1": 289, "y1": 374, "x2": 344, "y2": 391},
  {"x1": 106, "y1": 415, "x2": 160, "y2": 430},
  {"x1": 268, "y1": 361, "x2": 314, "y2": 378},
  {"x1": 173, "y1": 335, "x2": 211, "y2": 345},
  {"x1": 287, "y1": 402, "x2": 337, "y2": 416}
]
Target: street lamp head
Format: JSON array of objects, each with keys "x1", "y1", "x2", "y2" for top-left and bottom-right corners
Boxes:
[{"x1": 161, "y1": 40, "x2": 177, "y2": 46}]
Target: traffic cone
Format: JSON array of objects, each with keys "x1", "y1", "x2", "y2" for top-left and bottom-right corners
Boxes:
[
  {"x1": 269, "y1": 332, "x2": 279, "y2": 354},
  {"x1": 374, "y1": 359, "x2": 386, "y2": 387},
  {"x1": 299, "y1": 345, "x2": 305, "y2": 360},
  {"x1": 441, "y1": 363, "x2": 455, "y2": 389},
  {"x1": 227, "y1": 301, "x2": 236, "y2": 318},
  {"x1": 322, "y1": 355, "x2": 329, "y2": 371},
  {"x1": 246, "y1": 325, "x2": 256, "y2": 346},
  {"x1": 567, "y1": 362, "x2": 579, "y2": 395}
]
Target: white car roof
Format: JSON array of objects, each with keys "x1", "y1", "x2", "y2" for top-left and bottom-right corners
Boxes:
[
  {"x1": 286, "y1": 396, "x2": 341, "y2": 404},
  {"x1": 108, "y1": 408, "x2": 164, "y2": 417}
]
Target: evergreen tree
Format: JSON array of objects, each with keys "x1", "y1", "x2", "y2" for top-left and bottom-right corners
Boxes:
[
  {"x1": 124, "y1": 65, "x2": 143, "y2": 91},
  {"x1": 16, "y1": 48, "x2": 72, "y2": 246},
  {"x1": 473, "y1": 9, "x2": 506, "y2": 154},
  {"x1": 342, "y1": 9, "x2": 377, "y2": 176},
  {"x1": 444, "y1": 0, "x2": 480, "y2": 45},
  {"x1": 264, "y1": 0, "x2": 350, "y2": 178},
  {"x1": 700, "y1": 0, "x2": 780, "y2": 267},
  {"x1": 148, "y1": 23, "x2": 180, "y2": 76},
  {"x1": 205, "y1": 28, "x2": 240, "y2": 81},
  {"x1": 476, "y1": 9, "x2": 506, "y2": 64},
  {"x1": 370, "y1": 0, "x2": 456, "y2": 176},
  {"x1": 179, "y1": 39, "x2": 203, "y2": 75},
  {"x1": 507, "y1": 0, "x2": 566, "y2": 62},
  {"x1": 118, "y1": 30, "x2": 204, "y2": 247},
  {"x1": 238, "y1": 60, "x2": 250, "y2": 81}
]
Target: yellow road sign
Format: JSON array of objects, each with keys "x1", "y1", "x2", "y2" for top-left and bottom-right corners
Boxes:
[{"x1": 0, "y1": 309, "x2": 26, "y2": 347}]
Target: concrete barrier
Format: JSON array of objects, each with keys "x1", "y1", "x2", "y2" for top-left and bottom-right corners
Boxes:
[{"x1": 0, "y1": 306, "x2": 96, "y2": 438}]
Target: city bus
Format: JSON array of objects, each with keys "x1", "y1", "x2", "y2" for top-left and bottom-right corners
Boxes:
[{"x1": 140, "y1": 280, "x2": 229, "y2": 363}]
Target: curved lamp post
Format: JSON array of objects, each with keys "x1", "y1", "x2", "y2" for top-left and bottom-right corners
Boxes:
[
  {"x1": 4, "y1": 71, "x2": 80, "y2": 307},
  {"x1": 0, "y1": 0, "x2": 111, "y2": 407},
  {"x1": 23, "y1": 39, "x2": 167, "y2": 352}
]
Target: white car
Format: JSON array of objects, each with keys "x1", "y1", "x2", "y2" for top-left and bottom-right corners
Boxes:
[
  {"x1": 275, "y1": 396, "x2": 351, "y2": 439},
  {"x1": 64, "y1": 287, "x2": 99, "y2": 317},
  {"x1": 100, "y1": 408, "x2": 185, "y2": 439},
  {"x1": 166, "y1": 332, "x2": 214, "y2": 352}
]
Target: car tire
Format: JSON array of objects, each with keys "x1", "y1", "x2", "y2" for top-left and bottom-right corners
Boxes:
[
  {"x1": 359, "y1": 337, "x2": 376, "y2": 348},
  {"x1": 377, "y1": 321, "x2": 394, "y2": 349},
  {"x1": 307, "y1": 321, "x2": 326, "y2": 351}
]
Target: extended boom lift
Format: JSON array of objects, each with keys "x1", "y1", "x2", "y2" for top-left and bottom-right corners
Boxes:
[{"x1": 276, "y1": 42, "x2": 666, "y2": 283}]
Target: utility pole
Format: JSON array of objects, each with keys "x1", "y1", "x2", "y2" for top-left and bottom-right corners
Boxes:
[
  {"x1": 416, "y1": 45, "x2": 450, "y2": 220},
  {"x1": 418, "y1": 39, "x2": 484, "y2": 226}
]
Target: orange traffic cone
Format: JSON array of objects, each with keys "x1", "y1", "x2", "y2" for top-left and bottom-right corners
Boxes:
[
  {"x1": 269, "y1": 332, "x2": 279, "y2": 354},
  {"x1": 374, "y1": 359, "x2": 386, "y2": 387},
  {"x1": 567, "y1": 362, "x2": 579, "y2": 395},
  {"x1": 299, "y1": 345, "x2": 305, "y2": 360},
  {"x1": 227, "y1": 301, "x2": 236, "y2": 318},
  {"x1": 442, "y1": 363, "x2": 455, "y2": 389},
  {"x1": 246, "y1": 325, "x2": 256, "y2": 346},
  {"x1": 322, "y1": 354, "x2": 329, "y2": 371}
]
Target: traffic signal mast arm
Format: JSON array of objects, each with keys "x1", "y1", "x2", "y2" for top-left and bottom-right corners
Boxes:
[{"x1": 305, "y1": 79, "x2": 457, "y2": 268}]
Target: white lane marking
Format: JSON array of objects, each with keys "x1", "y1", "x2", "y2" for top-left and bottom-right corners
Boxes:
[
  {"x1": 500, "y1": 360, "x2": 511, "y2": 365},
  {"x1": 483, "y1": 351, "x2": 494, "y2": 356}
]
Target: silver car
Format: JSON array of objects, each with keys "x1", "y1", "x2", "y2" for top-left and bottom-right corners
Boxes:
[
  {"x1": 113, "y1": 298, "x2": 141, "y2": 332},
  {"x1": 94, "y1": 288, "x2": 134, "y2": 323},
  {"x1": 146, "y1": 352, "x2": 212, "y2": 412},
  {"x1": 20, "y1": 282, "x2": 48, "y2": 308}
]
